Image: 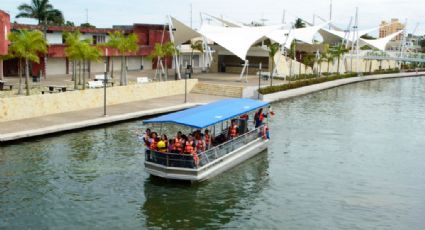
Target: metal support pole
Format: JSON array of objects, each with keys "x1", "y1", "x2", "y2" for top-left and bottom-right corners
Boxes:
[
  {"x1": 103, "y1": 60, "x2": 107, "y2": 116},
  {"x1": 258, "y1": 62, "x2": 262, "y2": 100}
]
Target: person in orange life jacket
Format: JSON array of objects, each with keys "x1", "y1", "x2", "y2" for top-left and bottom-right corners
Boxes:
[
  {"x1": 254, "y1": 107, "x2": 275, "y2": 128},
  {"x1": 228, "y1": 120, "x2": 238, "y2": 139},
  {"x1": 204, "y1": 129, "x2": 212, "y2": 150},
  {"x1": 195, "y1": 134, "x2": 206, "y2": 154},
  {"x1": 142, "y1": 128, "x2": 151, "y2": 147},
  {"x1": 185, "y1": 135, "x2": 199, "y2": 166},
  {"x1": 173, "y1": 131, "x2": 184, "y2": 154},
  {"x1": 149, "y1": 132, "x2": 158, "y2": 151}
]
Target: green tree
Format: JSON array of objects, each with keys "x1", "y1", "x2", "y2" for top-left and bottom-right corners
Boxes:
[
  {"x1": 8, "y1": 30, "x2": 47, "y2": 96},
  {"x1": 16, "y1": 0, "x2": 64, "y2": 25},
  {"x1": 265, "y1": 41, "x2": 280, "y2": 86},
  {"x1": 162, "y1": 41, "x2": 179, "y2": 80},
  {"x1": 149, "y1": 43, "x2": 166, "y2": 81},
  {"x1": 330, "y1": 44, "x2": 350, "y2": 75},
  {"x1": 302, "y1": 54, "x2": 315, "y2": 76},
  {"x1": 110, "y1": 32, "x2": 139, "y2": 85},
  {"x1": 190, "y1": 40, "x2": 203, "y2": 68},
  {"x1": 64, "y1": 31, "x2": 101, "y2": 89},
  {"x1": 294, "y1": 18, "x2": 306, "y2": 29}
]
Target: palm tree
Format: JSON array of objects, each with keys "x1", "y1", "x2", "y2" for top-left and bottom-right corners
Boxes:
[
  {"x1": 190, "y1": 40, "x2": 203, "y2": 69},
  {"x1": 317, "y1": 53, "x2": 326, "y2": 77},
  {"x1": 63, "y1": 31, "x2": 80, "y2": 88},
  {"x1": 16, "y1": 0, "x2": 64, "y2": 25},
  {"x1": 149, "y1": 43, "x2": 166, "y2": 81},
  {"x1": 294, "y1": 18, "x2": 306, "y2": 29},
  {"x1": 65, "y1": 32, "x2": 101, "y2": 89},
  {"x1": 302, "y1": 54, "x2": 315, "y2": 76},
  {"x1": 104, "y1": 32, "x2": 121, "y2": 80},
  {"x1": 331, "y1": 44, "x2": 349, "y2": 75},
  {"x1": 8, "y1": 30, "x2": 47, "y2": 96},
  {"x1": 162, "y1": 42, "x2": 179, "y2": 80},
  {"x1": 266, "y1": 41, "x2": 280, "y2": 86},
  {"x1": 112, "y1": 32, "x2": 139, "y2": 86},
  {"x1": 325, "y1": 52, "x2": 335, "y2": 74}
]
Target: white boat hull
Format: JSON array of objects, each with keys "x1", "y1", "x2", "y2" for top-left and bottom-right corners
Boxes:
[{"x1": 144, "y1": 138, "x2": 269, "y2": 182}]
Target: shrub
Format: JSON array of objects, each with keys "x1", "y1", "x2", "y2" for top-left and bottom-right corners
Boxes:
[{"x1": 259, "y1": 70, "x2": 400, "y2": 95}]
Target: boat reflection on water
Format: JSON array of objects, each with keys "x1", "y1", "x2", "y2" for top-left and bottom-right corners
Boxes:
[{"x1": 141, "y1": 150, "x2": 270, "y2": 229}]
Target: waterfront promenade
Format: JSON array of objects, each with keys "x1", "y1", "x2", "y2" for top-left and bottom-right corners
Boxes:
[
  {"x1": 0, "y1": 93, "x2": 224, "y2": 142},
  {"x1": 0, "y1": 72, "x2": 423, "y2": 143}
]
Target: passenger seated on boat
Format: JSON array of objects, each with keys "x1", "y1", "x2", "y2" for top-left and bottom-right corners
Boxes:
[
  {"x1": 168, "y1": 139, "x2": 175, "y2": 153},
  {"x1": 214, "y1": 133, "x2": 226, "y2": 145},
  {"x1": 157, "y1": 134, "x2": 168, "y2": 152},
  {"x1": 185, "y1": 135, "x2": 199, "y2": 167},
  {"x1": 204, "y1": 129, "x2": 212, "y2": 150},
  {"x1": 228, "y1": 120, "x2": 239, "y2": 139},
  {"x1": 195, "y1": 134, "x2": 205, "y2": 153},
  {"x1": 149, "y1": 132, "x2": 159, "y2": 151},
  {"x1": 142, "y1": 128, "x2": 151, "y2": 147},
  {"x1": 173, "y1": 132, "x2": 184, "y2": 154}
]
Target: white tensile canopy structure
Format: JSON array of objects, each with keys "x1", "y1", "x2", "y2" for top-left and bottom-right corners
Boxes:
[
  {"x1": 319, "y1": 28, "x2": 378, "y2": 44},
  {"x1": 170, "y1": 16, "x2": 203, "y2": 45},
  {"x1": 198, "y1": 24, "x2": 283, "y2": 60},
  {"x1": 359, "y1": 30, "x2": 404, "y2": 51}
]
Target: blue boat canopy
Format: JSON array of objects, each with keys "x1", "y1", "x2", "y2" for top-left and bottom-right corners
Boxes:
[{"x1": 144, "y1": 98, "x2": 269, "y2": 129}]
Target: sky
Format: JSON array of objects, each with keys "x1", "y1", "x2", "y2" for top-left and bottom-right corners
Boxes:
[{"x1": 2, "y1": 0, "x2": 425, "y2": 35}]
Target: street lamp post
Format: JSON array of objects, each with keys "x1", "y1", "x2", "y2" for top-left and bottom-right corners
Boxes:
[
  {"x1": 103, "y1": 57, "x2": 108, "y2": 116},
  {"x1": 258, "y1": 62, "x2": 262, "y2": 100},
  {"x1": 184, "y1": 66, "x2": 191, "y2": 103}
]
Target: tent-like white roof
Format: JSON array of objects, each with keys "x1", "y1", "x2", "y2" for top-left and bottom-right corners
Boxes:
[
  {"x1": 359, "y1": 30, "x2": 403, "y2": 51},
  {"x1": 199, "y1": 24, "x2": 283, "y2": 60},
  {"x1": 319, "y1": 28, "x2": 378, "y2": 44},
  {"x1": 170, "y1": 16, "x2": 203, "y2": 45},
  {"x1": 267, "y1": 23, "x2": 328, "y2": 48}
]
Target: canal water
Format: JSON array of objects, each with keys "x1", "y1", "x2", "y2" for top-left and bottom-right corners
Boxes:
[{"x1": 1, "y1": 76, "x2": 425, "y2": 229}]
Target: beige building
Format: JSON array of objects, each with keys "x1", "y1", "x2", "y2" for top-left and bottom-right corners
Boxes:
[
  {"x1": 379, "y1": 18, "x2": 405, "y2": 41},
  {"x1": 379, "y1": 18, "x2": 405, "y2": 51}
]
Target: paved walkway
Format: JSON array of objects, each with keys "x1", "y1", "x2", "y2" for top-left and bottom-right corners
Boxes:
[{"x1": 0, "y1": 94, "x2": 225, "y2": 142}]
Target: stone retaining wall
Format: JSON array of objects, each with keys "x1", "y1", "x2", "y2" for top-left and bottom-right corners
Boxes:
[{"x1": 0, "y1": 79, "x2": 198, "y2": 122}]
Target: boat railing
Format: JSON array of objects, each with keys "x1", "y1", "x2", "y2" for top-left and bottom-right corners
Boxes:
[
  {"x1": 145, "y1": 125, "x2": 265, "y2": 169},
  {"x1": 197, "y1": 125, "x2": 265, "y2": 167}
]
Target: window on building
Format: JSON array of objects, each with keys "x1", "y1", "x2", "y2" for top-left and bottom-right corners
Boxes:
[{"x1": 93, "y1": 35, "x2": 106, "y2": 45}]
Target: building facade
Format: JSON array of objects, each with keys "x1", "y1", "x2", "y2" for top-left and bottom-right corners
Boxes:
[
  {"x1": 379, "y1": 18, "x2": 405, "y2": 51},
  {"x1": 0, "y1": 10, "x2": 170, "y2": 78}
]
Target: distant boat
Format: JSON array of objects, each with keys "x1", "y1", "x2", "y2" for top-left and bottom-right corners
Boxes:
[{"x1": 143, "y1": 98, "x2": 271, "y2": 182}]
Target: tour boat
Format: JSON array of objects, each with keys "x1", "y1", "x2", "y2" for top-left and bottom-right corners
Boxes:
[{"x1": 143, "y1": 98, "x2": 270, "y2": 182}]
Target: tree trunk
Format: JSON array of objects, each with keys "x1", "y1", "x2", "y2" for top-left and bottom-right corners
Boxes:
[
  {"x1": 74, "y1": 61, "x2": 78, "y2": 90},
  {"x1": 337, "y1": 56, "x2": 341, "y2": 75},
  {"x1": 78, "y1": 61, "x2": 82, "y2": 85},
  {"x1": 25, "y1": 58, "x2": 30, "y2": 96},
  {"x1": 327, "y1": 61, "x2": 330, "y2": 74},
  {"x1": 18, "y1": 59, "x2": 23, "y2": 95},
  {"x1": 164, "y1": 58, "x2": 168, "y2": 81},
  {"x1": 120, "y1": 55, "x2": 124, "y2": 86},
  {"x1": 270, "y1": 61, "x2": 274, "y2": 87},
  {"x1": 124, "y1": 57, "x2": 128, "y2": 85},
  {"x1": 88, "y1": 60, "x2": 91, "y2": 79},
  {"x1": 82, "y1": 60, "x2": 86, "y2": 90},
  {"x1": 0, "y1": 59, "x2": 3, "y2": 80},
  {"x1": 111, "y1": 57, "x2": 114, "y2": 80}
]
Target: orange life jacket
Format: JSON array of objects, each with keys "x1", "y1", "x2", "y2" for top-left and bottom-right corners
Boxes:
[
  {"x1": 149, "y1": 139, "x2": 157, "y2": 151},
  {"x1": 185, "y1": 140, "x2": 194, "y2": 154},
  {"x1": 196, "y1": 139, "x2": 205, "y2": 152},
  {"x1": 230, "y1": 125, "x2": 238, "y2": 137},
  {"x1": 174, "y1": 137, "x2": 183, "y2": 152},
  {"x1": 259, "y1": 113, "x2": 265, "y2": 122}
]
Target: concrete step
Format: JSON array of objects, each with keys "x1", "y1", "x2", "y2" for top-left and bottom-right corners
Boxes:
[{"x1": 191, "y1": 82, "x2": 243, "y2": 98}]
